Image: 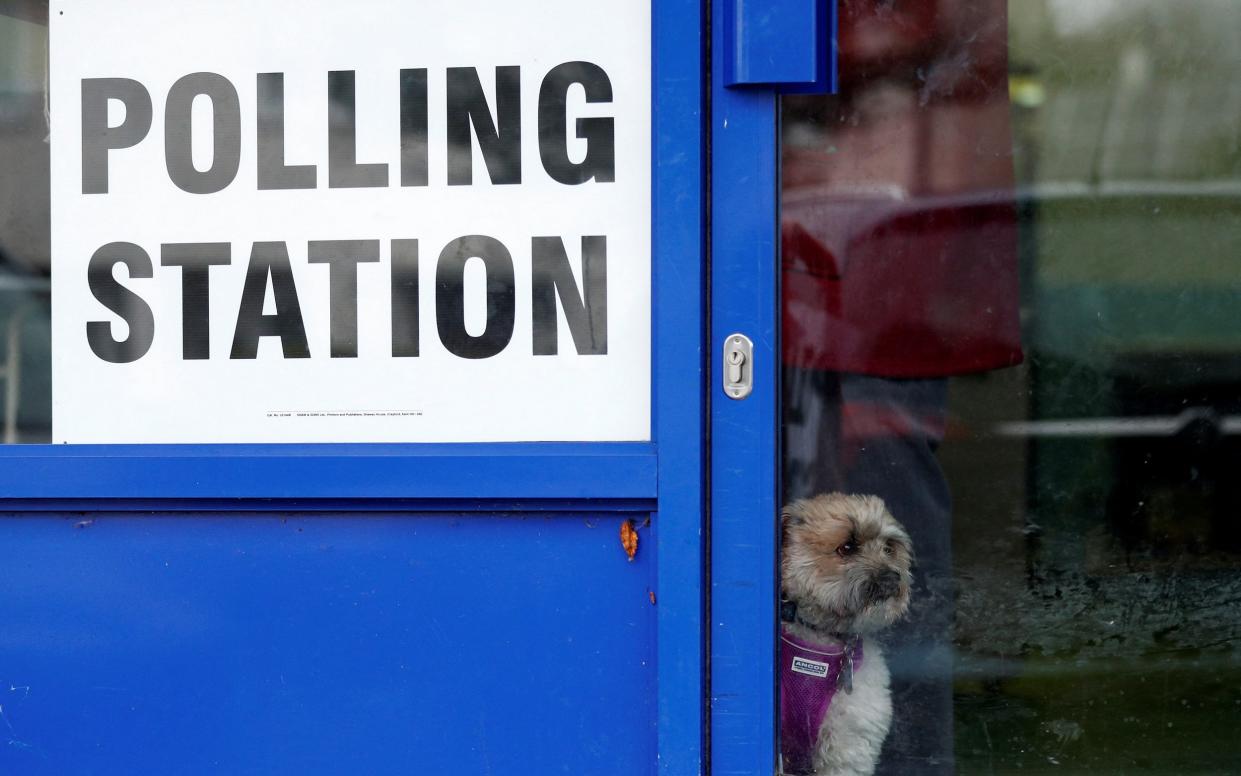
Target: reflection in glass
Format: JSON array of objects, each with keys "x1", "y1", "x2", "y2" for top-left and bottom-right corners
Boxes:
[
  {"x1": 782, "y1": 0, "x2": 1241, "y2": 772},
  {"x1": 0, "y1": 4, "x2": 50, "y2": 443}
]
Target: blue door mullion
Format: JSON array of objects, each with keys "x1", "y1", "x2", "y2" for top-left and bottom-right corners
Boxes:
[
  {"x1": 652, "y1": 0, "x2": 707, "y2": 772},
  {"x1": 709, "y1": 3, "x2": 781, "y2": 771}
]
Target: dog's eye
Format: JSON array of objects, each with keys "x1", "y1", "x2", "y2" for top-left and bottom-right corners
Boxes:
[
  {"x1": 882, "y1": 541, "x2": 894, "y2": 556},
  {"x1": 837, "y1": 539, "x2": 859, "y2": 557}
]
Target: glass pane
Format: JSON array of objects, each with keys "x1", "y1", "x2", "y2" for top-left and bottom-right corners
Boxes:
[
  {"x1": 780, "y1": 1, "x2": 1241, "y2": 773},
  {"x1": 0, "y1": 3, "x2": 50, "y2": 443}
]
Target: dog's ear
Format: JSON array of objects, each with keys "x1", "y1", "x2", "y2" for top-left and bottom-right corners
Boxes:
[{"x1": 780, "y1": 504, "x2": 806, "y2": 547}]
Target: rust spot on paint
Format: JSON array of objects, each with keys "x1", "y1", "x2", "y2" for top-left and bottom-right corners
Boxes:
[{"x1": 620, "y1": 519, "x2": 638, "y2": 562}]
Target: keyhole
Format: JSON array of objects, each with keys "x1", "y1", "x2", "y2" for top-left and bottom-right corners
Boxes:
[{"x1": 727, "y1": 349, "x2": 746, "y2": 383}]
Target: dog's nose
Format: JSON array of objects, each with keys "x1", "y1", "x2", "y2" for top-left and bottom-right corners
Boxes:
[{"x1": 869, "y1": 570, "x2": 903, "y2": 600}]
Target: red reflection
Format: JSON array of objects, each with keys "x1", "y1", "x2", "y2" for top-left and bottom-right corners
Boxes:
[{"x1": 783, "y1": 0, "x2": 1022, "y2": 377}]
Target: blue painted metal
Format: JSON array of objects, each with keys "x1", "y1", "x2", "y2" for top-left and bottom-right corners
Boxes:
[
  {"x1": 652, "y1": 0, "x2": 707, "y2": 770},
  {"x1": 711, "y1": 0, "x2": 781, "y2": 771},
  {"x1": 0, "y1": 443, "x2": 657, "y2": 500},
  {"x1": 724, "y1": 0, "x2": 837, "y2": 93},
  {"x1": 0, "y1": 512, "x2": 656, "y2": 774},
  {"x1": 0, "y1": 498, "x2": 656, "y2": 513}
]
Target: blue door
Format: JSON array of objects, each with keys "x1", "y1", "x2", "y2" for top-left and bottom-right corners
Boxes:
[{"x1": 0, "y1": 1, "x2": 704, "y2": 773}]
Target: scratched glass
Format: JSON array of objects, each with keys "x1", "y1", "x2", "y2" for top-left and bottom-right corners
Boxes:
[{"x1": 781, "y1": 1, "x2": 1241, "y2": 773}]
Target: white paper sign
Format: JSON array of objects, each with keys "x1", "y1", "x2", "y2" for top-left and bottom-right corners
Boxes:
[{"x1": 49, "y1": 0, "x2": 651, "y2": 443}]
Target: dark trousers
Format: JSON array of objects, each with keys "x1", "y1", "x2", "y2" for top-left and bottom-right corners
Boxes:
[{"x1": 784, "y1": 368, "x2": 953, "y2": 775}]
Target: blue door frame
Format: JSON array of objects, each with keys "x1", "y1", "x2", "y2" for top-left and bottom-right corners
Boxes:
[
  {"x1": 709, "y1": 53, "x2": 782, "y2": 775},
  {"x1": 0, "y1": 1, "x2": 704, "y2": 773},
  {"x1": 711, "y1": 1, "x2": 836, "y2": 773}
]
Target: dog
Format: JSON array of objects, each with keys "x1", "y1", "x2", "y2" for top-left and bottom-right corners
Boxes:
[{"x1": 779, "y1": 493, "x2": 913, "y2": 776}]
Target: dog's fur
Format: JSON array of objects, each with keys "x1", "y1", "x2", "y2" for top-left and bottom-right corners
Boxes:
[{"x1": 781, "y1": 493, "x2": 914, "y2": 776}]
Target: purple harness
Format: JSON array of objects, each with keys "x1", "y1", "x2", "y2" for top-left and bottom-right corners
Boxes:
[{"x1": 780, "y1": 627, "x2": 864, "y2": 775}]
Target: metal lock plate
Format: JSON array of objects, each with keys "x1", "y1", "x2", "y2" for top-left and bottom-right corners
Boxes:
[{"x1": 722, "y1": 333, "x2": 753, "y2": 399}]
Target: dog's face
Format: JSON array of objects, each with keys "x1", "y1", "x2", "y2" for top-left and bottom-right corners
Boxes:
[{"x1": 781, "y1": 493, "x2": 913, "y2": 635}]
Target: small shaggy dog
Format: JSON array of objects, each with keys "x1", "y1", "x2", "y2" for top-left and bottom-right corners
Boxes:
[{"x1": 780, "y1": 493, "x2": 913, "y2": 776}]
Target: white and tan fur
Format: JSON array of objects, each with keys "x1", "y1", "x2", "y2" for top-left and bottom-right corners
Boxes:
[{"x1": 781, "y1": 493, "x2": 914, "y2": 776}]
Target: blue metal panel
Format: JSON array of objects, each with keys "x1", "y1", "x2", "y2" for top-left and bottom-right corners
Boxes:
[
  {"x1": 0, "y1": 498, "x2": 656, "y2": 513},
  {"x1": 712, "y1": 0, "x2": 781, "y2": 771},
  {"x1": 0, "y1": 443, "x2": 657, "y2": 500},
  {"x1": 652, "y1": 0, "x2": 706, "y2": 770},
  {"x1": 0, "y1": 512, "x2": 656, "y2": 774},
  {"x1": 724, "y1": 0, "x2": 837, "y2": 93}
]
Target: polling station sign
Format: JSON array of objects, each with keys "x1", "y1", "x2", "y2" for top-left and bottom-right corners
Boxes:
[{"x1": 49, "y1": 0, "x2": 651, "y2": 443}]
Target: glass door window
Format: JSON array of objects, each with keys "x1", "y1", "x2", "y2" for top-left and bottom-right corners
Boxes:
[{"x1": 781, "y1": 1, "x2": 1241, "y2": 772}]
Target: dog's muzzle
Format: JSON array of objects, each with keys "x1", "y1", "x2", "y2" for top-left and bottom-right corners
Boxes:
[{"x1": 866, "y1": 570, "x2": 903, "y2": 602}]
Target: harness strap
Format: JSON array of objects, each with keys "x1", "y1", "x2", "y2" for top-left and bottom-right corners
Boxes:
[{"x1": 779, "y1": 625, "x2": 864, "y2": 775}]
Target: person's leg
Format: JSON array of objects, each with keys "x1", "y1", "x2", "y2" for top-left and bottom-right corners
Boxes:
[
  {"x1": 838, "y1": 374, "x2": 953, "y2": 775},
  {"x1": 782, "y1": 365, "x2": 844, "y2": 502}
]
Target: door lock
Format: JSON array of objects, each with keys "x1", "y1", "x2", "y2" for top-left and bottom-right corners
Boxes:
[{"x1": 723, "y1": 334, "x2": 754, "y2": 399}]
